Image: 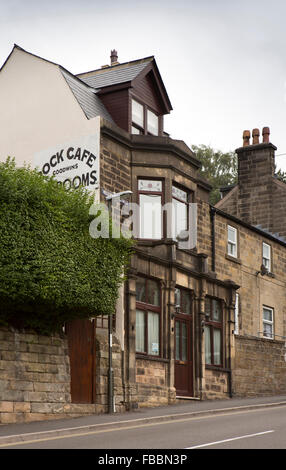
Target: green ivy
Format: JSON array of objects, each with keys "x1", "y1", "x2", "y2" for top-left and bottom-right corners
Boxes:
[{"x1": 0, "y1": 158, "x2": 133, "y2": 334}]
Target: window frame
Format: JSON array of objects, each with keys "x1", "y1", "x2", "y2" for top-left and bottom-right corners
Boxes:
[
  {"x1": 262, "y1": 242, "x2": 271, "y2": 271},
  {"x1": 204, "y1": 297, "x2": 223, "y2": 367},
  {"x1": 174, "y1": 287, "x2": 192, "y2": 364},
  {"x1": 131, "y1": 97, "x2": 161, "y2": 136},
  {"x1": 262, "y1": 305, "x2": 274, "y2": 340},
  {"x1": 138, "y1": 178, "x2": 164, "y2": 240},
  {"x1": 147, "y1": 109, "x2": 159, "y2": 136},
  {"x1": 234, "y1": 292, "x2": 239, "y2": 335},
  {"x1": 172, "y1": 184, "x2": 189, "y2": 241},
  {"x1": 227, "y1": 225, "x2": 238, "y2": 258},
  {"x1": 174, "y1": 286, "x2": 192, "y2": 315},
  {"x1": 131, "y1": 99, "x2": 144, "y2": 135},
  {"x1": 136, "y1": 277, "x2": 161, "y2": 357}
]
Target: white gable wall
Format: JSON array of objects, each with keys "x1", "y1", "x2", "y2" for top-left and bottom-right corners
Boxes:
[{"x1": 0, "y1": 47, "x2": 99, "y2": 166}]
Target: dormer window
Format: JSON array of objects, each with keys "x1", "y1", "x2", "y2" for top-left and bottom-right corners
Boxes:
[
  {"x1": 147, "y1": 109, "x2": 159, "y2": 135},
  {"x1": 132, "y1": 100, "x2": 144, "y2": 134},
  {"x1": 131, "y1": 99, "x2": 160, "y2": 136},
  {"x1": 78, "y1": 56, "x2": 172, "y2": 135}
]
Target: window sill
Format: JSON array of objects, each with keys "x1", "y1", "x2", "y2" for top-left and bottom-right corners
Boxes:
[
  {"x1": 225, "y1": 254, "x2": 241, "y2": 264},
  {"x1": 136, "y1": 354, "x2": 169, "y2": 363},
  {"x1": 205, "y1": 364, "x2": 230, "y2": 373},
  {"x1": 265, "y1": 271, "x2": 275, "y2": 278}
]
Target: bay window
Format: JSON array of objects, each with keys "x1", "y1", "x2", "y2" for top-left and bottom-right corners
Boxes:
[
  {"x1": 138, "y1": 179, "x2": 162, "y2": 239},
  {"x1": 172, "y1": 185, "x2": 188, "y2": 240},
  {"x1": 136, "y1": 277, "x2": 161, "y2": 356}
]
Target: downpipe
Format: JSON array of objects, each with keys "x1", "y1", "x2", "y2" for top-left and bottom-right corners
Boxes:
[{"x1": 108, "y1": 313, "x2": 114, "y2": 414}]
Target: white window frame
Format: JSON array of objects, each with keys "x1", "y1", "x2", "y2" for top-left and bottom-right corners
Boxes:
[
  {"x1": 138, "y1": 179, "x2": 163, "y2": 240},
  {"x1": 132, "y1": 99, "x2": 144, "y2": 134},
  {"x1": 147, "y1": 109, "x2": 159, "y2": 136},
  {"x1": 262, "y1": 306, "x2": 274, "y2": 339},
  {"x1": 131, "y1": 98, "x2": 160, "y2": 136},
  {"x1": 172, "y1": 185, "x2": 188, "y2": 241},
  {"x1": 262, "y1": 242, "x2": 271, "y2": 271},
  {"x1": 227, "y1": 225, "x2": 237, "y2": 258}
]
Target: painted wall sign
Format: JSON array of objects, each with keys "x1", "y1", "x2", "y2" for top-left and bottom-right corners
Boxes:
[{"x1": 33, "y1": 127, "x2": 100, "y2": 195}]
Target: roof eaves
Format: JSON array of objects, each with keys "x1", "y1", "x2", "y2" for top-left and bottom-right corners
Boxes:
[{"x1": 212, "y1": 206, "x2": 286, "y2": 247}]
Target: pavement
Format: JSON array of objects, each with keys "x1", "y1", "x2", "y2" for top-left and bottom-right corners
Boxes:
[{"x1": 1, "y1": 394, "x2": 286, "y2": 446}]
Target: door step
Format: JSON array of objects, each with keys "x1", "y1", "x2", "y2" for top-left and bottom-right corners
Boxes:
[{"x1": 176, "y1": 396, "x2": 201, "y2": 401}]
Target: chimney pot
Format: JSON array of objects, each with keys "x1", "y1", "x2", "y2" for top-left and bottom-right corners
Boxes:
[
  {"x1": 110, "y1": 49, "x2": 118, "y2": 65},
  {"x1": 262, "y1": 126, "x2": 270, "y2": 143},
  {"x1": 252, "y1": 128, "x2": 260, "y2": 145},
  {"x1": 243, "y1": 130, "x2": 251, "y2": 147}
]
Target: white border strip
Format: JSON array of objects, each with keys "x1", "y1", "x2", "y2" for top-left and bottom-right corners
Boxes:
[{"x1": 186, "y1": 430, "x2": 274, "y2": 449}]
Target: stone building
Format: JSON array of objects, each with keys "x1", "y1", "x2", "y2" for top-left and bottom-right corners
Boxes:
[
  {"x1": 0, "y1": 45, "x2": 286, "y2": 422},
  {"x1": 216, "y1": 127, "x2": 286, "y2": 238}
]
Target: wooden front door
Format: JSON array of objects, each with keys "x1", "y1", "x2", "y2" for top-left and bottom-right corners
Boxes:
[
  {"x1": 174, "y1": 313, "x2": 193, "y2": 396},
  {"x1": 66, "y1": 318, "x2": 96, "y2": 404}
]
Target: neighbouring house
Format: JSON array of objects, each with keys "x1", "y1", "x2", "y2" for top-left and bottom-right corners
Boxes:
[{"x1": 0, "y1": 45, "x2": 286, "y2": 423}]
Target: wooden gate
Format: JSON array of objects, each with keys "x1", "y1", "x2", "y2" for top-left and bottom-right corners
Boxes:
[{"x1": 66, "y1": 318, "x2": 96, "y2": 403}]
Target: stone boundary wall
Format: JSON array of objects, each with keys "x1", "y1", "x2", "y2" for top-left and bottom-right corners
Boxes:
[
  {"x1": 233, "y1": 335, "x2": 286, "y2": 397},
  {"x1": 204, "y1": 369, "x2": 230, "y2": 399},
  {"x1": 0, "y1": 327, "x2": 72, "y2": 423},
  {"x1": 0, "y1": 328, "x2": 112, "y2": 424}
]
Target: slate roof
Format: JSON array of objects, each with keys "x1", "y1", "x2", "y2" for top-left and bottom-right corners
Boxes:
[
  {"x1": 61, "y1": 69, "x2": 115, "y2": 122},
  {"x1": 254, "y1": 225, "x2": 286, "y2": 243},
  {"x1": 77, "y1": 57, "x2": 153, "y2": 90}
]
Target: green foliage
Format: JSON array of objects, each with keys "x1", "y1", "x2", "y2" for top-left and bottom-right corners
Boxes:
[
  {"x1": 0, "y1": 158, "x2": 132, "y2": 334},
  {"x1": 276, "y1": 168, "x2": 286, "y2": 183},
  {"x1": 192, "y1": 144, "x2": 238, "y2": 205}
]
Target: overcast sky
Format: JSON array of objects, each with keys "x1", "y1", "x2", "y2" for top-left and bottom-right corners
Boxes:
[{"x1": 1, "y1": 0, "x2": 286, "y2": 170}]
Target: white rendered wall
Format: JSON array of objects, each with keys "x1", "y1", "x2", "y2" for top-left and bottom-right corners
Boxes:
[{"x1": 0, "y1": 47, "x2": 99, "y2": 167}]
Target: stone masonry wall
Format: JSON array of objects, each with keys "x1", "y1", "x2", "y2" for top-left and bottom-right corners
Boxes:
[
  {"x1": 0, "y1": 327, "x2": 127, "y2": 424},
  {"x1": 0, "y1": 327, "x2": 72, "y2": 423},
  {"x1": 233, "y1": 335, "x2": 286, "y2": 397},
  {"x1": 100, "y1": 133, "x2": 131, "y2": 196},
  {"x1": 136, "y1": 358, "x2": 176, "y2": 407},
  {"x1": 204, "y1": 369, "x2": 229, "y2": 399},
  {"x1": 95, "y1": 332, "x2": 126, "y2": 413}
]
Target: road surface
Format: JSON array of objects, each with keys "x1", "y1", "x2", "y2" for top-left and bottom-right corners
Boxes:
[{"x1": 1, "y1": 402, "x2": 285, "y2": 450}]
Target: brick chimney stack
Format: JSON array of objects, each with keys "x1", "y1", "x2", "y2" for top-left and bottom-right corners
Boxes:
[
  {"x1": 218, "y1": 127, "x2": 286, "y2": 238},
  {"x1": 236, "y1": 126, "x2": 277, "y2": 227},
  {"x1": 252, "y1": 128, "x2": 260, "y2": 145},
  {"x1": 110, "y1": 50, "x2": 119, "y2": 66},
  {"x1": 243, "y1": 130, "x2": 250, "y2": 147},
  {"x1": 262, "y1": 126, "x2": 270, "y2": 144},
  {"x1": 242, "y1": 127, "x2": 271, "y2": 147}
]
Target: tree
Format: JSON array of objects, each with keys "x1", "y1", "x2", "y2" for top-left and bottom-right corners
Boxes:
[
  {"x1": 191, "y1": 144, "x2": 237, "y2": 205},
  {"x1": 0, "y1": 158, "x2": 132, "y2": 334},
  {"x1": 276, "y1": 168, "x2": 286, "y2": 183}
]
